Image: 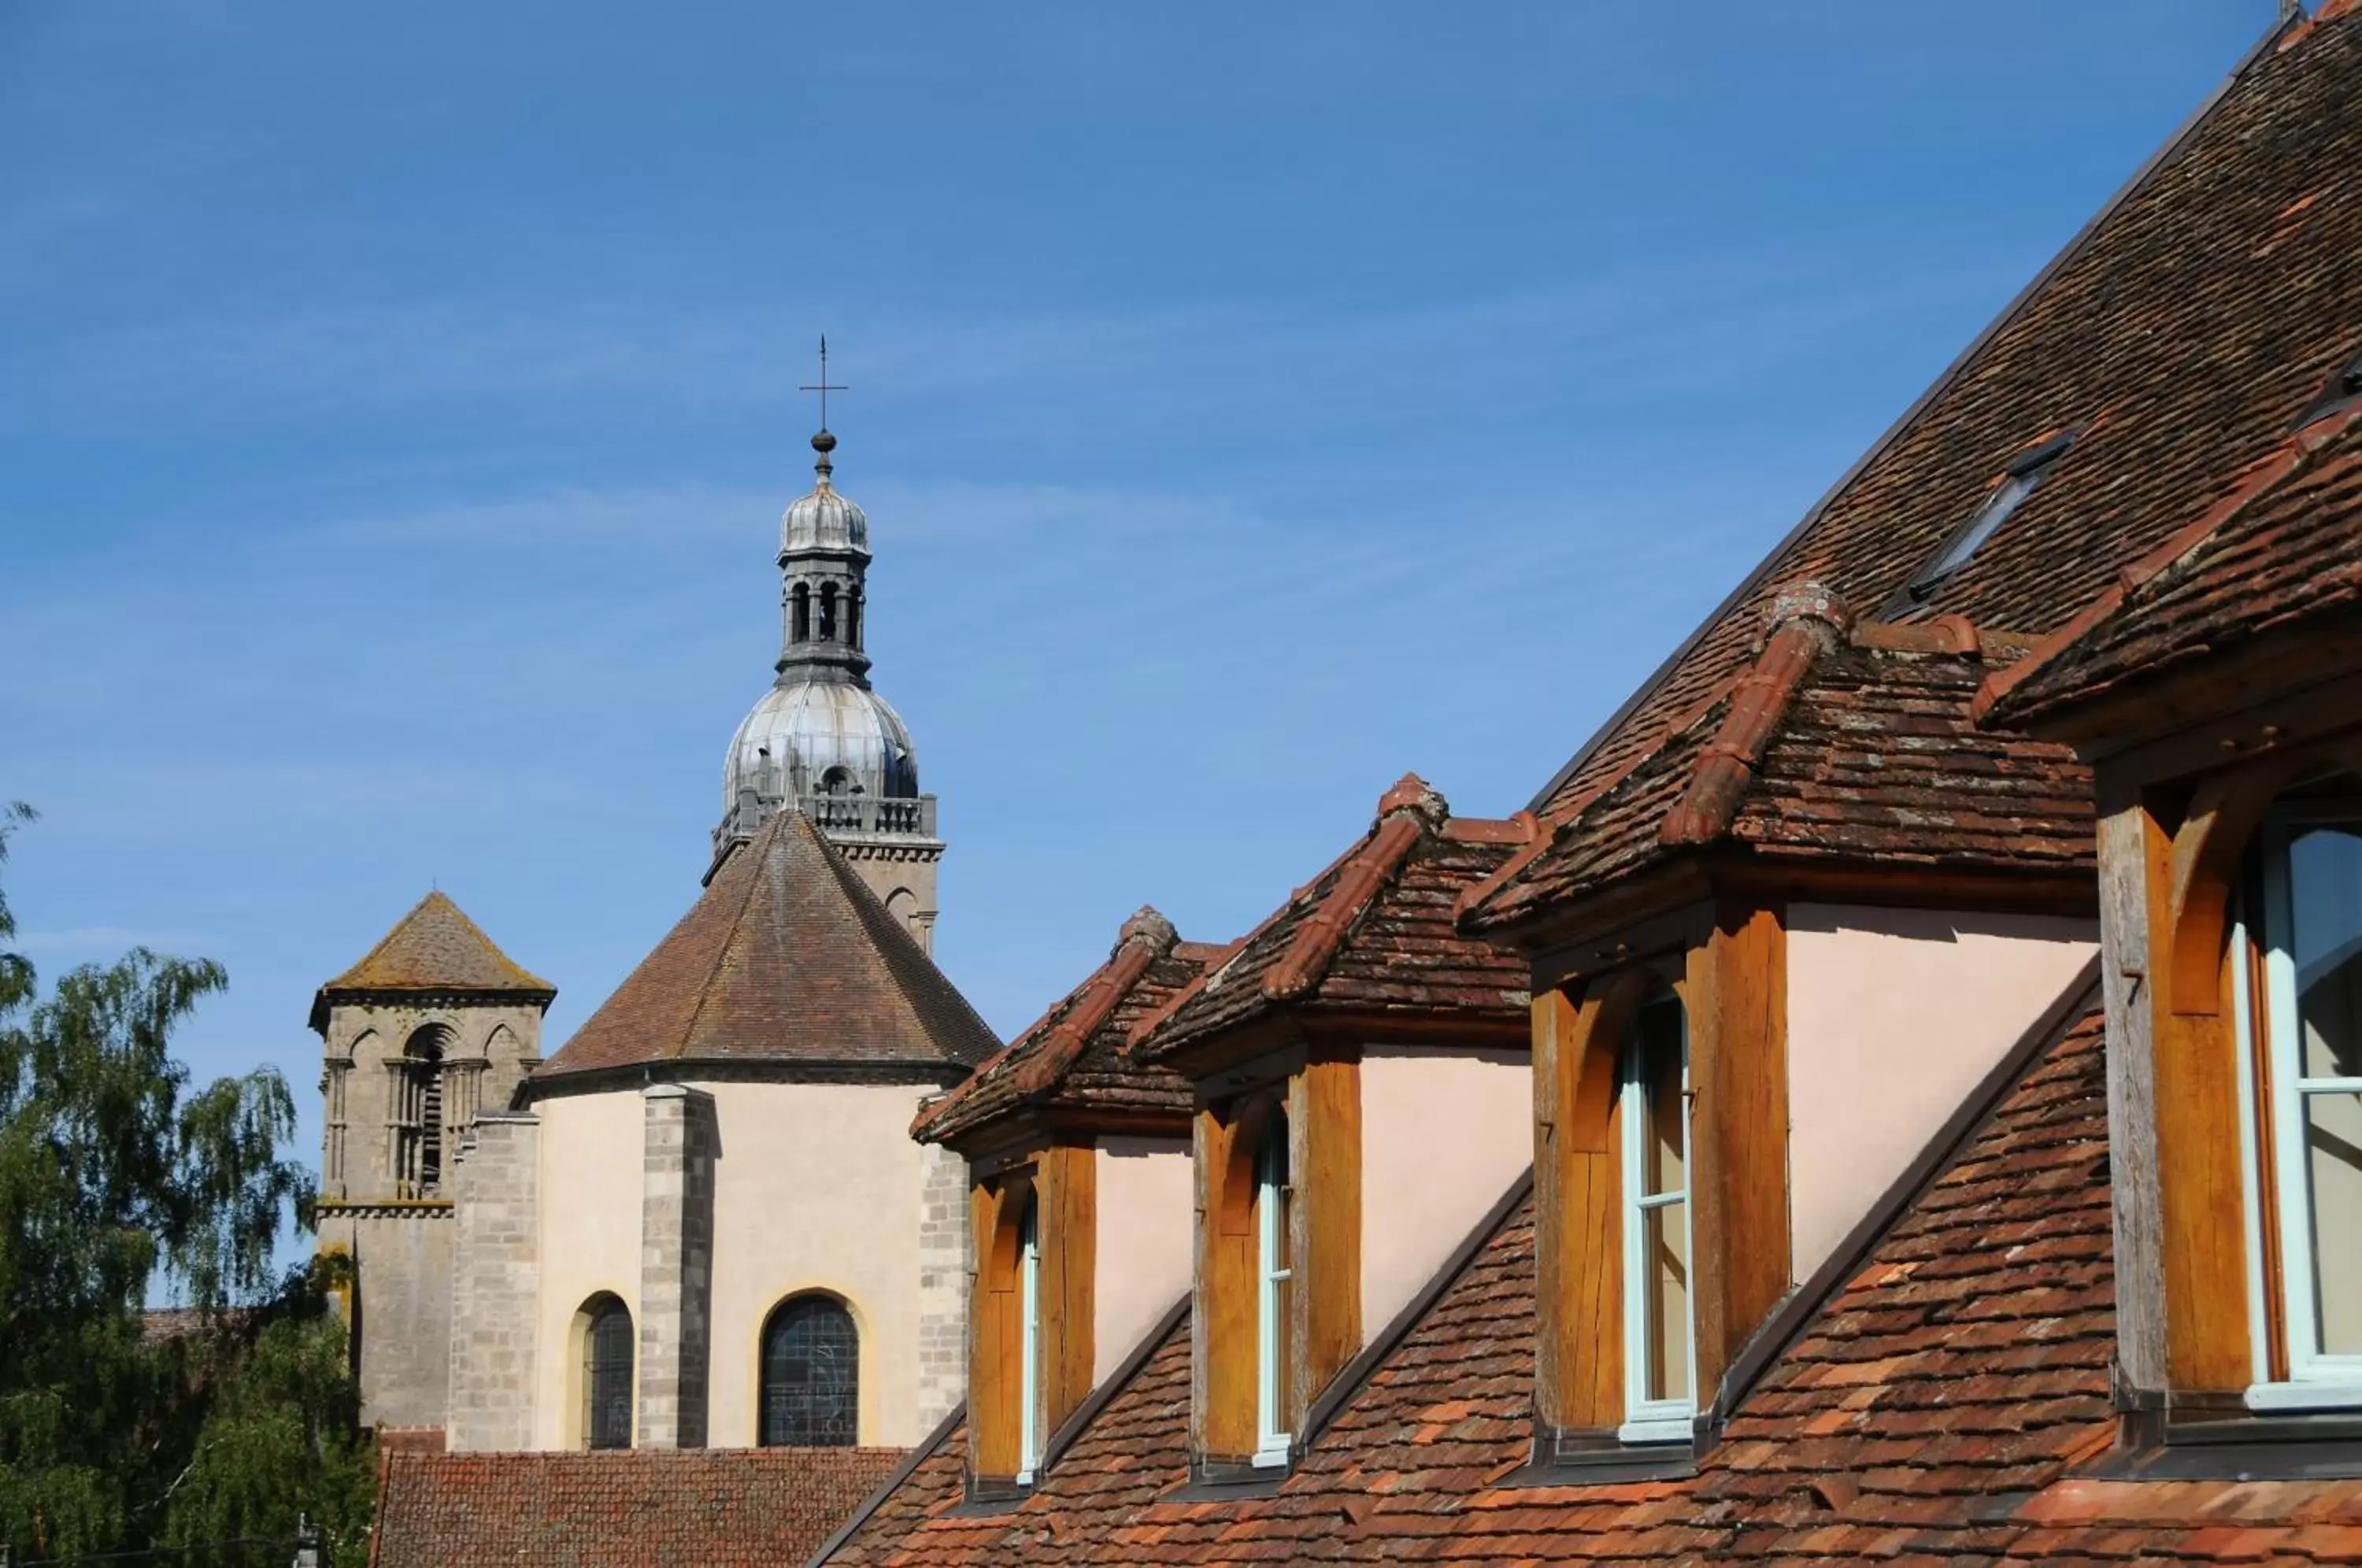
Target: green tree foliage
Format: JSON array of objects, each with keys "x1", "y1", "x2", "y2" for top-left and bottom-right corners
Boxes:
[{"x1": 0, "y1": 806, "x2": 376, "y2": 1565}]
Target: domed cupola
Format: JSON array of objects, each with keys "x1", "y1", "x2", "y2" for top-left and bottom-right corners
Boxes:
[
  {"x1": 780, "y1": 431, "x2": 871, "y2": 556},
  {"x1": 709, "y1": 365, "x2": 945, "y2": 951}
]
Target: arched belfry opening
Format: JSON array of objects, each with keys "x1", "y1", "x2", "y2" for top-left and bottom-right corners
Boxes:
[{"x1": 397, "y1": 1023, "x2": 454, "y2": 1196}]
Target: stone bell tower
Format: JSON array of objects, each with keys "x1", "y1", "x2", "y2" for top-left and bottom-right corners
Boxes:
[
  {"x1": 710, "y1": 368, "x2": 945, "y2": 951},
  {"x1": 309, "y1": 890, "x2": 554, "y2": 1433}
]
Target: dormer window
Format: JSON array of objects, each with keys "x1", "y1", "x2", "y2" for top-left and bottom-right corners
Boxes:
[
  {"x1": 1254, "y1": 1111, "x2": 1294, "y2": 1466},
  {"x1": 2235, "y1": 799, "x2": 2362, "y2": 1404},
  {"x1": 967, "y1": 1148, "x2": 1098, "y2": 1491},
  {"x1": 1017, "y1": 1193, "x2": 1044, "y2": 1481},
  {"x1": 1902, "y1": 431, "x2": 2074, "y2": 605},
  {"x1": 1620, "y1": 993, "x2": 1693, "y2": 1443}
]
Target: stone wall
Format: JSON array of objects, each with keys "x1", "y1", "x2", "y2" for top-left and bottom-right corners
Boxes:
[
  {"x1": 638, "y1": 1085, "x2": 717, "y2": 1448},
  {"x1": 446, "y1": 1113, "x2": 541, "y2": 1452},
  {"x1": 317, "y1": 1206, "x2": 455, "y2": 1433},
  {"x1": 914, "y1": 1137, "x2": 970, "y2": 1431}
]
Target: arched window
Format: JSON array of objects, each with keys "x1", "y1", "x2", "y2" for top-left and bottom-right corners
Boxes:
[
  {"x1": 761, "y1": 1295, "x2": 859, "y2": 1446},
  {"x1": 819, "y1": 582, "x2": 839, "y2": 642},
  {"x1": 790, "y1": 582, "x2": 811, "y2": 643},
  {"x1": 1017, "y1": 1193, "x2": 1043, "y2": 1480},
  {"x1": 1620, "y1": 990, "x2": 1691, "y2": 1440},
  {"x1": 394, "y1": 1025, "x2": 450, "y2": 1196},
  {"x1": 2236, "y1": 786, "x2": 2362, "y2": 1390},
  {"x1": 582, "y1": 1295, "x2": 634, "y2": 1451},
  {"x1": 1254, "y1": 1108, "x2": 1293, "y2": 1464},
  {"x1": 846, "y1": 590, "x2": 862, "y2": 651}
]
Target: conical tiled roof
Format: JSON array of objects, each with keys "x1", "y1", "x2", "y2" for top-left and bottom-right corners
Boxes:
[
  {"x1": 534, "y1": 810, "x2": 998, "y2": 1082},
  {"x1": 309, "y1": 890, "x2": 553, "y2": 1030}
]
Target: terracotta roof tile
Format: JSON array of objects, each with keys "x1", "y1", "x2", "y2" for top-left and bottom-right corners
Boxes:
[
  {"x1": 310, "y1": 890, "x2": 551, "y2": 1028},
  {"x1": 371, "y1": 1446, "x2": 902, "y2": 1568},
  {"x1": 912, "y1": 908, "x2": 1210, "y2": 1147},
  {"x1": 535, "y1": 811, "x2": 998, "y2": 1081},
  {"x1": 1462, "y1": 618, "x2": 2096, "y2": 920},
  {"x1": 1983, "y1": 411, "x2": 2362, "y2": 727},
  {"x1": 1135, "y1": 776, "x2": 1532, "y2": 1066},
  {"x1": 1472, "y1": 7, "x2": 2362, "y2": 932},
  {"x1": 826, "y1": 997, "x2": 2362, "y2": 1563}
]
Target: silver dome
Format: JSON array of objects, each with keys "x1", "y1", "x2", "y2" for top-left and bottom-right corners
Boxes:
[
  {"x1": 782, "y1": 484, "x2": 868, "y2": 556},
  {"x1": 724, "y1": 678, "x2": 917, "y2": 812}
]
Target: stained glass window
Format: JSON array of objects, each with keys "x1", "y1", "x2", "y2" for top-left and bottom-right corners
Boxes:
[{"x1": 761, "y1": 1296, "x2": 860, "y2": 1447}]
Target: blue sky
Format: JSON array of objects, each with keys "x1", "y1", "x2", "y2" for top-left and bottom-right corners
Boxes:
[{"x1": 2, "y1": 2, "x2": 2271, "y2": 1176}]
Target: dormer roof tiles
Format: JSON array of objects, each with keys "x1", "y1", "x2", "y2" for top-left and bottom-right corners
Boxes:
[
  {"x1": 1469, "y1": 3, "x2": 2362, "y2": 934},
  {"x1": 1982, "y1": 407, "x2": 2362, "y2": 730},
  {"x1": 1133, "y1": 775, "x2": 1534, "y2": 1066},
  {"x1": 911, "y1": 908, "x2": 1216, "y2": 1147}
]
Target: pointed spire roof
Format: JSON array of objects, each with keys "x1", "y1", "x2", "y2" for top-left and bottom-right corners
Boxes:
[
  {"x1": 535, "y1": 811, "x2": 998, "y2": 1084},
  {"x1": 309, "y1": 890, "x2": 553, "y2": 1031}
]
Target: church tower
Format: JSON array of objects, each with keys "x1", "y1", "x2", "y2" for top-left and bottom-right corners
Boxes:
[
  {"x1": 309, "y1": 892, "x2": 553, "y2": 1433},
  {"x1": 711, "y1": 415, "x2": 944, "y2": 952}
]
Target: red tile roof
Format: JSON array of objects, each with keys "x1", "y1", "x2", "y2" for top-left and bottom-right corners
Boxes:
[
  {"x1": 535, "y1": 810, "x2": 998, "y2": 1082},
  {"x1": 372, "y1": 1446, "x2": 904, "y2": 1568},
  {"x1": 1461, "y1": 604, "x2": 2094, "y2": 925},
  {"x1": 1982, "y1": 408, "x2": 2362, "y2": 730},
  {"x1": 1470, "y1": 5, "x2": 2362, "y2": 934},
  {"x1": 911, "y1": 908, "x2": 1215, "y2": 1148},
  {"x1": 819, "y1": 996, "x2": 2362, "y2": 1563},
  {"x1": 1134, "y1": 775, "x2": 1534, "y2": 1067},
  {"x1": 309, "y1": 890, "x2": 553, "y2": 1029}
]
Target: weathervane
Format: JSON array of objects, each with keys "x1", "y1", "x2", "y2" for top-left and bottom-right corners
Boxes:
[{"x1": 799, "y1": 334, "x2": 849, "y2": 434}]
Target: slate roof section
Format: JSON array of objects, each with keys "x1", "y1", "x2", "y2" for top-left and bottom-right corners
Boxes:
[
  {"x1": 535, "y1": 809, "x2": 998, "y2": 1082},
  {"x1": 820, "y1": 990, "x2": 2362, "y2": 1564},
  {"x1": 1132, "y1": 775, "x2": 1534, "y2": 1067},
  {"x1": 309, "y1": 890, "x2": 553, "y2": 1029},
  {"x1": 1470, "y1": 4, "x2": 2362, "y2": 934},
  {"x1": 912, "y1": 908, "x2": 1214, "y2": 1148},
  {"x1": 370, "y1": 1446, "x2": 904, "y2": 1568},
  {"x1": 1461, "y1": 601, "x2": 2096, "y2": 922},
  {"x1": 1983, "y1": 407, "x2": 2362, "y2": 729}
]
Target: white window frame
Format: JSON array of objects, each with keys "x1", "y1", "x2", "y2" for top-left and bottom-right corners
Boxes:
[
  {"x1": 2238, "y1": 806, "x2": 2362, "y2": 1411},
  {"x1": 1017, "y1": 1193, "x2": 1043, "y2": 1481},
  {"x1": 1253, "y1": 1119, "x2": 1293, "y2": 1467},
  {"x1": 1618, "y1": 997, "x2": 1695, "y2": 1445}
]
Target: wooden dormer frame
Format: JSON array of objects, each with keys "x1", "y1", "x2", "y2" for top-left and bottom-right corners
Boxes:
[
  {"x1": 1531, "y1": 901, "x2": 1788, "y2": 1463},
  {"x1": 1191, "y1": 1058, "x2": 1360, "y2": 1474},
  {"x1": 968, "y1": 1146, "x2": 1096, "y2": 1488}
]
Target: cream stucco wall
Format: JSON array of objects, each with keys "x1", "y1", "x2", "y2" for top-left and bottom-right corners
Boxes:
[
  {"x1": 702, "y1": 1079, "x2": 935, "y2": 1449},
  {"x1": 529, "y1": 1090, "x2": 642, "y2": 1449},
  {"x1": 1785, "y1": 904, "x2": 2097, "y2": 1283},
  {"x1": 1090, "y1": 1136, "x2": 1194, "y2": 1385},
  {"x1": 1358, "y1": 1046, "x2": 1532, "y2": 1341}
]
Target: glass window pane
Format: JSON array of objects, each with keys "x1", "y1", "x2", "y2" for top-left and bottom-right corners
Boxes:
[
  {"x1": 2287, "y1": 823, "x2": 2362, "y2": 1081},
  {"x1": 2306, "y1": 1089, "x2": 2362, "y2": 1356},
  {"x1": 587, "y1": 1300, "x2": 633, "y2": 1451},
  {"x1": 1635, "y1": 1000, "x2": 1686, "y2": 1199},
  {"x1": 761, "y1": 1297, "x2": 860, "y2": 1446},
  {"x1": 1644, "y1": 1201, "x2": 1690, "y2": 1403}
]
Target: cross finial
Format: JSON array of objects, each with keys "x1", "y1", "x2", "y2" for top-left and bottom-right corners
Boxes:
[{"x1": 799, "y1": 333, "x2": 849, "y2": 435}]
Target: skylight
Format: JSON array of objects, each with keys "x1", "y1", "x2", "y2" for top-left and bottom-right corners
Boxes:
[{"x1": 1902, "y1": 431, "x2": 2075, "y2": 605}]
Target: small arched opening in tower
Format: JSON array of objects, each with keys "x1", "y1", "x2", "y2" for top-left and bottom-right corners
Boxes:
[
  {"x1": 790, "y1": 582, "x2": 811, "y2": 643},
  {"x1": 396, "y1": 1023, "x2": 454, "y2": 1196},
  {"x1": 820, "y1": 582, "x2": 839, "y2": 642},
  {"x1": 846, "y1": 589, "x2": 861, "y2": 651}
]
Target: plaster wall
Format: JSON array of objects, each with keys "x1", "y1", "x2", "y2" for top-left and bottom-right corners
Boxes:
[
  {"x1": 1785, "y1": 904, "x2": 2097, "y2": 1282},
  {"x1": 1358, "y1": 1047, "x2": 1532, "y2": 1341},
  {"x1": 701, "y1": 1079, "x2": 938, "y2": 1449},
  {"x1": 528, "y1": 1090, "x2": 644, "y2": 1448},
  {"x1": 1090, "y1": 1136, "x2": 1194, "y2": 1384}
]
